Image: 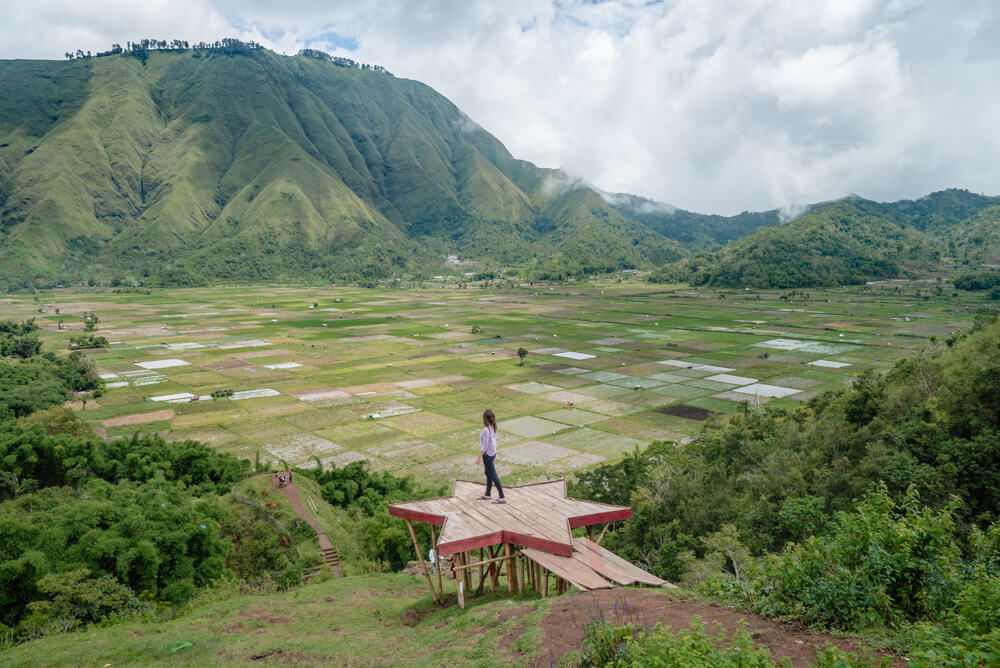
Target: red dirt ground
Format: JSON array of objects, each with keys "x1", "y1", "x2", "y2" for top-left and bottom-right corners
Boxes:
[{"x1": 537, "y1": 589, "x2": 902, "y2": 667}]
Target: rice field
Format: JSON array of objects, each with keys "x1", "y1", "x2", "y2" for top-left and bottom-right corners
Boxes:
[{"x1": 5, "y1": 277, "x2": 977, "y2": 487}]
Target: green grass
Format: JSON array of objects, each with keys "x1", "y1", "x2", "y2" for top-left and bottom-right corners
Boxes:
[{"x1": 0, "y1": 574, "x2": 555, "y2": 667}]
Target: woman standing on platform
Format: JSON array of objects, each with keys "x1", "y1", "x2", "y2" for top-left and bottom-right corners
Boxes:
[{"x1": 477, "y1": 408, "x2": 505, "y2": 504}]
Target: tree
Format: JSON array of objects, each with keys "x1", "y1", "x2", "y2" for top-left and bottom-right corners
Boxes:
[
  {"x1": 517, "y1": 347, "x2": 528, "y2": 366},
  {"x1": 82, "y1": 312, "x2": 98, "y2": 332}
]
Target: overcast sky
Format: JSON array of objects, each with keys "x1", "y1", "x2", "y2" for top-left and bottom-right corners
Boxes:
[{"x1": 4, "y1": 0, "x2": 999, "y2": 215}]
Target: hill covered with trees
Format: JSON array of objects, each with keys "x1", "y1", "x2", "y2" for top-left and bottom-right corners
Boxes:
[
  {"x1": 650, "y1": 190, "x2": 1000, "y2": 288},
  {"x1": 0, "y1": 42, "x2": 684, "y2": 289}
]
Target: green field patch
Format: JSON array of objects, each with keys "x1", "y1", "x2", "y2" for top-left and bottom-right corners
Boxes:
[
  {"x1": 649, "y1": 383, "x2": 706, "y2": 399},
  {"x1": 591, "y1": 416, "x2": 681, "y2": 442},
  {"x1": 280, "y1": 408, "x2": 348, "y2": 430},
  {"x1": 262, "y1": 433, "x2": 343, "y2": 466},
  {"x1": 711, "y1": 390, "x2": 771, "y2": 406},
  {"x1": 381, "y1": 411, "x2": 468, "y2": 436},
  {"x1": 688, "y1": 396, "x2": 742, "y2": 413},
  {"x1": 499, "y1": 415, "x2": 570, "y2": 438},
  {"x1": 172, "y1": 408, "x2": 249, "y2": 429},
  {"x1": 368, "y1": 438, "x2": 451, "y2": 464},
  {"x1": 664, "y1": 367, "x2": 715, "y2": 378},
  {"x1": 105, "y1": 420, "x2": 172, "y2": 438},
  {"x1": 571, "y1": 384, "x2": 633, "y2": 399},
  {"x1": 229, "y1": 418, "x2": 300, "y2": 441},
  {"x1": 575, "y1": 398, "x2": 639, "y2": 416},
  {"x1": 547, "y1": 427, "x2": 646, "y2": 458},
  {"x1": 644, "y1": 371, "x2": 696, "y2": 383},
  {"x1": 317, "y1": 421, "x2": 400, "y2": 449},
  {"x1": 684, "y1": 378, "x2": 738, "y2": 392},
  {"x1": 415, "y1": 452, "x2": 521, "y2": 482},
  {"x1": 579, "y1": 370, "x2": 632, "y2": 383},
  {"x1": 615, "y1": 390, "x2": 676, "y2": 408},
  {"x1": 769, "y1": 376, "x2": 824, "y2": 390},
  {"x1": 499, "y1": 440, "x2": 578, "y2": 465},
  {"x1": 537, "y1": 408, "x2": 606, "y2": 426},
  {"x1": 505, "y1": 381, "x2": 561, "y2": 394},
  {"x1": 607, "y1": 376, "x2": 667, "y2": 390},
  {"x1": 548, "y1": 452, "x2": 607, "y2": 472},
  {"x1": 164, "y1": 426, "x2": 240, "y2": 446},
  {"x1": 539, "y1": 389, "x2": 600, "y2": 406}
]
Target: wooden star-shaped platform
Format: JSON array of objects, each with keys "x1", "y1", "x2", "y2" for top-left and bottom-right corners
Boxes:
[{"x1": 388, "y1": 479, "x2": 631, "y2": 556}]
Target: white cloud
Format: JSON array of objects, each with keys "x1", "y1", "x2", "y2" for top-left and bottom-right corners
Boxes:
[{"x1": 2, "y1": 1, "x2": 999, "y2": 214}]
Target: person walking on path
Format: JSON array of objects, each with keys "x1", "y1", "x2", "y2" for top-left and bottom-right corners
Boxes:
[{"x1": 477, "y1": 409, "x2": 505, "y2": 503}]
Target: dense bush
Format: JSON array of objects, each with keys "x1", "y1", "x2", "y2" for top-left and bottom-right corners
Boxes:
[
  {"x1": 581, "y1": 616, "x2": 887, "y2": 667},
  {"x1": 0, "y1": 478, "x2": 229, "y2": 631},
  {"x1": 953, "y1": 271, "x2": 1000, "y2": 291}
]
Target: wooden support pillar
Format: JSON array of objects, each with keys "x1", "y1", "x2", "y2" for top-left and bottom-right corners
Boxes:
[
  {"x1": 430, "y1": 525, "x2": 443, "y2": 597},
  {"x1": 518, "y1": 555, "x2": 525, "y2": 595},
  {"x1": 596, "y1": 522, "x2": 611, "y2": 545},
  {"x1": 405, "y1": 519, "x2": 439, "y2": 604},
  {"x1": 542, "y1": 566, "x2": 549, "y2": 597},
  {"x1": 462, "y1": 551, "x2": 472, "y2": 593},
  {"x1": 587, "y1": 525, "x2": 594, "y2": 541},
  {"x1": 489, "y1": 546, "x2": 499, "y2": 591},
  {"x1": 504, "y1": 543, "x2": 514, "y2": 596}
]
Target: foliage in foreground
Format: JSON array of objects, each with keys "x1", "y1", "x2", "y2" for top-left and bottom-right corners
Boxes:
[{"x1": 581, "y1": 615, "x2": 889, "y2": 667}]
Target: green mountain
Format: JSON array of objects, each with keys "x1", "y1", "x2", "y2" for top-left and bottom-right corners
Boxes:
[
  {"x1": 602, "y1": 192, "x2": 809, "y2": 252},
  {"x1": 652, "y1": 190, "x2": 1000, "y2": 288},
  {"x1": 0, "y1": 45, "x2": 685, "y2": 288}
]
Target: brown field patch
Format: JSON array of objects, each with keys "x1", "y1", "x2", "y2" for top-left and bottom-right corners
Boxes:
[{"x1": 102, "y1": 409, "x2": 175, "y2": 427}]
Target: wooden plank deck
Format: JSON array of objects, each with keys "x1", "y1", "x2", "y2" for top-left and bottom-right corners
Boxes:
[{"x1": 388, "y1": 479, "x2": 631, "y2": 556}]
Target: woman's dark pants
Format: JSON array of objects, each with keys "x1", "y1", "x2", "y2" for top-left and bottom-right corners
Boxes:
[{"x1": 483, "y1": 454, "x2": 504, "y2": 498}]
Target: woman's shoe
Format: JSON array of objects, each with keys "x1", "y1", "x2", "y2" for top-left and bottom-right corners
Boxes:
[
  {"x1": 479, "y1": 495, "x2": 491, "y2": 500},
  {"x1": 492, "y1": 499, "x2": 506, "y2": 504}
]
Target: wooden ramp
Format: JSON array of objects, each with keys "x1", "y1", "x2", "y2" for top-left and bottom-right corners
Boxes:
[
  {"x1": 520, "y1": 546, "x2": 615, "y2": 591},
  {"x1": 572, "y1": 538, "x2": 675, "y2": 587},
  {"x1": 521, "y1": 538, "x2": 673, "y2": 591}
]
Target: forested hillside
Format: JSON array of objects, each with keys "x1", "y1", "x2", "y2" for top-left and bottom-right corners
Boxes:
[
  {"x1": 572, "y1": 312, "x2": 1000, "y2": 663},
  {"x1": 650, "y1": 189, "x2": 1000, "y2": 288},
  {"x1": 604, "y1": 192, "x2": 798, "y2": 252},
  {"x1": 0, "y1": 43, "x2": 683, "y2": 289}
]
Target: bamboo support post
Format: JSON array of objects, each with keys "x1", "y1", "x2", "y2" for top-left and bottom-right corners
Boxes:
[
  {"x1": 462, "y1": 551, "x2": 472, "y2": 592},
  {"x1": 405, "y1": 519, "x2": 439, "y2": 604},
  {"x1": 430, "y1": 525, "x2": 443, "y2": 596},
  {"x1": 587, "y1": 525, "x2": 594, "y2": 540},
  {"x1": 596, "y1": 522, "x2": 611, "y2": 545}
]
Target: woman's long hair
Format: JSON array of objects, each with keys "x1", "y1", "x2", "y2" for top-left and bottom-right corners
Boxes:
[{"x1": 483, "y1": 408, "x2": 497, "y2": 432}]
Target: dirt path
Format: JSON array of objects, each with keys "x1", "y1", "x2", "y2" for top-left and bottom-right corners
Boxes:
[
  {"x1": 538, "y1": 589, "x2": 902, "y2": 667},
  {"x1": 265, "y1": 474, "x2": 343, "y2": 577}
]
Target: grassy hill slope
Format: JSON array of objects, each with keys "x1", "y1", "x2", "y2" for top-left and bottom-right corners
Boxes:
[
  {"x1": 651, "y1": 199, "x2": 947, "y2": 288},
  {"x1": 0, "y1": 47, "x2": 684, "y2": 288}
]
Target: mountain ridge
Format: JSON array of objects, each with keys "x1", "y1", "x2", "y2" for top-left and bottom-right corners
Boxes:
[{"x1": 0, "y1": 46, "x2": 684, "y2": 288}]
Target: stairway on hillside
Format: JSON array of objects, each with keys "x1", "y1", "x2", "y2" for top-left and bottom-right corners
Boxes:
[{"x1": 271, "y1": 475, "x2": 344, "y2": 577}]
